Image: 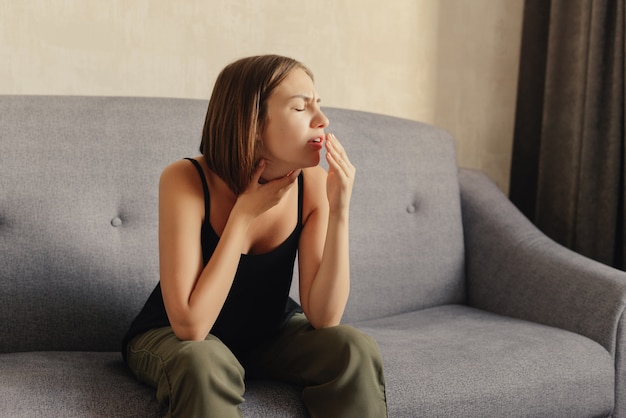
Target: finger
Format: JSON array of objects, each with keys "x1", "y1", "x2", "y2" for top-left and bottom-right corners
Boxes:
[
  {"x1": 326, "y1": 140, "x2": 350, "y2": 172},
  {"x1": 327, "y1": 134, "x2": 351, "y2": 167},
  {"x1": 282, "y1": 168, "x2": 302, "y2": 186},
  {"x1": 326, "y1": 151, "x2": 349, "y2": 178},
  {"x1": 325, "y1": 134, "x2": 339, "y2": 160},
  {"x1": 266, "y1": 168, "x2": 301, "y2": 190},
  {"x1": 327, "y1": 133, "x2": 347, "y2": 155},
  {"x1": 251, "y1": 159, "x2": 266, "y2": 183}
]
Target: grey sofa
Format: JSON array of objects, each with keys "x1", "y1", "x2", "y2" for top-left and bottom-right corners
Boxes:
[{"x1": 1, "y1": 95, "x2": 624, "y2": 418}]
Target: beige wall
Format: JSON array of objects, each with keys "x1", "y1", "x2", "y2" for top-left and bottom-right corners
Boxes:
[
  {"x1": 1, "y1": 0, "x2": 523, "y2": 193},
  {"x1": 436, "y1": 1, "x2": 524, "y2": 194}
]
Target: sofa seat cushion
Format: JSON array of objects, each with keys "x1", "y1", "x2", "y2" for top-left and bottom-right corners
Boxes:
[
  {"x1": 356, "y1": 304, "x2": 614, "y2": 418},
  {"x1": 0, "y1": 312, "x2": 614, "y2": 418},
  {"x1": 0, "y1": 351, "x2": 307, "y2": 417}
]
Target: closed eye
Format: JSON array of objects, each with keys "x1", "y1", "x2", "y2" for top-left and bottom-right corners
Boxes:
[{"x1": 290, "y1": 94, "x2": 322, "y2": 112}]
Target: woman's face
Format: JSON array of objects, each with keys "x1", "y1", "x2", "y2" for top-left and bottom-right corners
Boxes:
[{"x1": 259, "y1": 68, "x2": 329, "y2": 175}]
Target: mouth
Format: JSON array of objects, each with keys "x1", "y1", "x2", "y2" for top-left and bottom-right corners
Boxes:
[{"x1": 307, "y1": 136, "x2": 324, "y2": 150}]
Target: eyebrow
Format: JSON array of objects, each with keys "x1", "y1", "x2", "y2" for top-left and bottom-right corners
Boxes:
[{"x1": 289, "y1": 94, "x2": 322, "y2": 103}]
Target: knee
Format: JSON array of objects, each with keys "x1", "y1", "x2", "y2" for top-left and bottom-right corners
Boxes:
[
  {"x1": 171, "y1": 339, "x2": 245, "y2": 387},
  {"x1": 318, "y1": 325, "x2": 383, "y2": 367},
  {"x1": 158, "y1": 339, "x2": 246, "y2": 416}
]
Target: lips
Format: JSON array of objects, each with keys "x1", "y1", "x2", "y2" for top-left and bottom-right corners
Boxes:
[{"x1": 307, "y1": 136, "x2": 324, "y2": 150}]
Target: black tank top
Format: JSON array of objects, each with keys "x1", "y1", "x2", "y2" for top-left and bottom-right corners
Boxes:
[{"x1": 122, "y1": 159, "x2": 303, "y2": 360}]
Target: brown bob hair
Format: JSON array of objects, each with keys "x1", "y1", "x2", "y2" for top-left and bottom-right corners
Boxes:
[{"x1": 200, "y1": 55, "x2": 314, "y2": 195}]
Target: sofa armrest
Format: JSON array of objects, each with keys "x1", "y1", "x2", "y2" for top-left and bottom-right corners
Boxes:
[
  {"x1": 459, "y1": 168, "x2": 626, "y2": 355},
  {"x1": 460, "y1": 167, "x2": 626, "y2": 415}
]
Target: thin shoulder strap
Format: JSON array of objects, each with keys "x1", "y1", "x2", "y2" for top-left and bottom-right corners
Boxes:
[
  {"x1": 184, "y1": 158, "x2": 302, "y2": 226},
  {"x1": 297, "y1": 172, "x2": 304, "y2": 226},
  {"x1": 184, "y1": 158, "x2": 210, "y2": 218}
]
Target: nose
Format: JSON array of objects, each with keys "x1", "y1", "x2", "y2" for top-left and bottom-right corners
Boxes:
[{"x1": 313, "y1": 108, "x2": 329, "y2": 129}]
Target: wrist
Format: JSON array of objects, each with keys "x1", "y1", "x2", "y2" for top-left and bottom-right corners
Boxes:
[
  {"x1": 227, "y1": 204, "x2": 255, "y2": 231},
  {"x1": 328, "y1": 208, "x2": 350, "y2": 223},
  {"x1": 231, "y1": 196, "x2": 257, "y2": 220}
]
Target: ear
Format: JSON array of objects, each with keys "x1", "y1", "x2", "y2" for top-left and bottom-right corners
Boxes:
[
  {"x1": 254, "y1": 121, "x2": 266, "y2": 147},
  {"x1": 253, "y1": 128, "x2": 264, "y2": 156}
]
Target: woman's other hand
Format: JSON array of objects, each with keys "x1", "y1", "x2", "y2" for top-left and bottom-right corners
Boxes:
[
  {"x1": 232, "y1": 160, "x2": 301, "y2": 222},
  {"x1": 324, "y1": 133, "x2": 355, "y2": 214}
]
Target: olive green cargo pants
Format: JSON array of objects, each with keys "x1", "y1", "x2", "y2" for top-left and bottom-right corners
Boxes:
[{"x1": 126, "y1": 313, "x2": 388, "y2": 418}]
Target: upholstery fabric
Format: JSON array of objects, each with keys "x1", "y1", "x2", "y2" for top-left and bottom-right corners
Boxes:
[
  {"x1": 0, "y1": 306, "x2": 614, "y2": 418},
  {"x1": 461, "y1": 169, "x2": 626, "y2": 353},
  {"x1": 0, "y1": 96, "x2": 623, "y2": 417},
  {"x1": 357, "y1": 304, "x2": 614, "y2": 418},
  {"x1": 312, "y1": 108, "x2": 466, "y2": 322},
  {"x1": 0, "y1": 97, "x2": 465, "y2": 353},
  {"x1": 0, "y1": 352, "x2": 306, "y2": 418},
  {"x1": 0, "y1": 96, "x2": 205, "y2": 353},
  {"x1": 461, "y1": 168, "x2": 626, "y2": 418}
]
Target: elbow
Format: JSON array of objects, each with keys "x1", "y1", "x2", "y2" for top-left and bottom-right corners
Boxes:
[
  {"x1": 307, "y1": 313, "x2": 342, "y2": 330},
  {"x1": 310, "y1": 320, "x2": 341, "y2": 330},
  {"x1": 302, "y1": 297, "x2": 347, "y2": 329},
  {"x1": 170, "y1": 322, "x2": 210, "y2": 342},
  {"x1": 165, "y1": 303, "x2": 214, "y2": 342}
]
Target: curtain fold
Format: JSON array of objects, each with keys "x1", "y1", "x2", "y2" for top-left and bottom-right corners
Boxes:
[{"x1": 510, "y1": 0, "x2": 625, "y2": 268}]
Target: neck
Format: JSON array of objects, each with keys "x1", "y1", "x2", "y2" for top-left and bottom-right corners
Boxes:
[{"x1": 258, "y1": 162, "x2": 295, "y2": 184}]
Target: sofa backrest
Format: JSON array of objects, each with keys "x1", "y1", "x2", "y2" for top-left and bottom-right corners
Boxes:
[
  {"x1": 323, "y1": 108, "x2": 466, "y2": 323},
  {"x1": 0, "y1": 96, "x2": 465, "y2": 353}
]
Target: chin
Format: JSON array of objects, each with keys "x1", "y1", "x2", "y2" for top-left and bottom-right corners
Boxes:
[
  {"x1": 282, "y1": 153, "x2": 321, "y2": 173},
  {"x1": 303, "y1": 155, "x2": 321, "y2": 168}
]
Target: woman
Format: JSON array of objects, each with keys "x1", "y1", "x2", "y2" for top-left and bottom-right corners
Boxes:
[{"x1": 122, "y1": 55, "x2": 387, "y2": 417}]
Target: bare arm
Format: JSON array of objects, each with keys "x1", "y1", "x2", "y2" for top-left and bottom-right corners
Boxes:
[
  {"x1": 298, "y1": 133, "x2": 355, "y2": 328},
  {"x1": 159, "y1": 159, "x2": 300, "y2": 341}
]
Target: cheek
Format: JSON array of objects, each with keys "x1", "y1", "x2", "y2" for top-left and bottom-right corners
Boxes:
[
  {"x1": 261, "y1": 111, "x2": 309, "y2": 152},
  {"x1": 266, "y1": 121, "x2": 302, "y2": 146}
]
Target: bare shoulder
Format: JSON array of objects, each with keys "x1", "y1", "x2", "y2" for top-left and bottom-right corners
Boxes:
[
  {"x1": 160, "y1": 157, "x2": 203, "y2": 190},
  {"x1": 159, "y1": 157, "x2": 205, "y2": 212},
  {"x1": 161, "y1": 157, "x2": 199, "y2": 181}
]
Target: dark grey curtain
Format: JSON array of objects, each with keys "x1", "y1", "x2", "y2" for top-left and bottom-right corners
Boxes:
[{"x1": 510, "y1": 0, "x2": 625, "y2": 269}]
